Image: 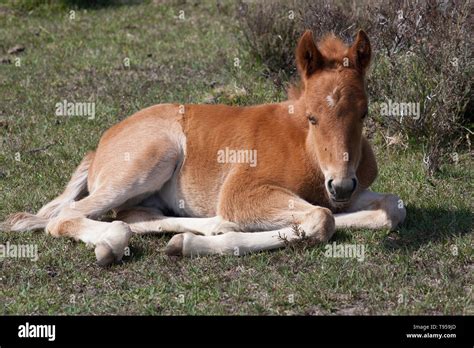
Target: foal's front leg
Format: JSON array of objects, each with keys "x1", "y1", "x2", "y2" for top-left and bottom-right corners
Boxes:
[
  {"x1": 334, "y1": 190, "x2": 406, "y2": 231},
  {"x1": 165, "y1": 187, "x2": 336, "y2": 256},
  {"x1": 117, "y1": 207, "x2": 239, "y2": 236}
]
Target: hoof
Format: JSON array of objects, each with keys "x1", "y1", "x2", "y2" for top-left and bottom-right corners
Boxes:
[
  {"x1": 95, "y1": 221, "x2": 132, "y2": 266},
  {"x1": 95, "y1": 242, "x2": 115, "y2": 266},
  {"x1": 165, "y1": 234, "x2": 184, "y2": 256}
]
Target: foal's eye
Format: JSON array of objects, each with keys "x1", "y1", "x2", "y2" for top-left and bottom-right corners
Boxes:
[{"x1": 308, "y1": 115, "x2": 317, "y2": 125}]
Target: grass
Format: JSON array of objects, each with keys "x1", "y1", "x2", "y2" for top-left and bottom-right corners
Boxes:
[{"x1": 0, "y1": 1, "x2": 472, "y2": 315}]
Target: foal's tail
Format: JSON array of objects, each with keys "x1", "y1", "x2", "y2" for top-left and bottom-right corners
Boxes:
[{"x1": 1, "y1": 151, "x2": 95, "y2": 232}]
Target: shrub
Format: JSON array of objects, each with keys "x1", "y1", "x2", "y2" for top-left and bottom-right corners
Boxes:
[
  {"x1": 235, "y1": 0, "x2": 301, "y2": 82},
  {"x1": 236, "y1": 0, "x2": 472, "y2": 176},
  {"x1": 366, "y1": 1, "x2": 472, "y2": 175}
]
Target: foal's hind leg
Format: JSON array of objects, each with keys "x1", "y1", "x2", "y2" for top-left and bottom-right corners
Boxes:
[
  {"x1": 46, "y1": 190, "x2": 133, "y2": 266},
  {"x1": 334, "y1": 190, "x2": 406, "y2": 230},
  {"x1": 46, "y1": 146, "x2": 181, "y2": 265}
]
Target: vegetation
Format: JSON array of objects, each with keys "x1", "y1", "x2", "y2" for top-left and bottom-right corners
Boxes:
[{"x1": 0, "y1": 0, "x2": 472, "y2": 315}]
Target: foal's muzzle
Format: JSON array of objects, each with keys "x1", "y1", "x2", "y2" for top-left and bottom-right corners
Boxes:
[{"x1": 326, "y1": 177, "x2": 358, "y2": 202}]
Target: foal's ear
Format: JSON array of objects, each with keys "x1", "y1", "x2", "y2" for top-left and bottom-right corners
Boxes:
[
  {"x1": 296, "y1": 30, "x2": 324, "y2": 78},
  {"x1": 349, "y1": 30, "x2": 371, "y2": 72}
]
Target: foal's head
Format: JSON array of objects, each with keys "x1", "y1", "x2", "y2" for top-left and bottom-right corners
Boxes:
[{"x1": 295, "y1": 30, "x2": 371, "y2": 206}]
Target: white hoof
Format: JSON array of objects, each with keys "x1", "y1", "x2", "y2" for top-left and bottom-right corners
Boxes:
[{"x1": 95, "y1": 221, "x2": 132, "y2": 266}]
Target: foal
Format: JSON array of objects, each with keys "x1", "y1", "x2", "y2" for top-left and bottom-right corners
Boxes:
[{"x1": 3, "y1": 30, "x2": 406, "y2": 265}]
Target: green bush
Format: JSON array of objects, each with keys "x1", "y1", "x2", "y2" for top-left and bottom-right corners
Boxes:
[
  {"x1": 236, "y1": 0, "x2": 472, "y2": 176},
  {"x1": 366, "y1": 0, "x2": 472, "y2": 175},
  {"x1": 236, "y1": 0, "x2": 301, "y2": 81}
]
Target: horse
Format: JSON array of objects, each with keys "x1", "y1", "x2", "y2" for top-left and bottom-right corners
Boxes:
[{"x1": 2, "y1": 30, "x2": 406, "y2": 266}]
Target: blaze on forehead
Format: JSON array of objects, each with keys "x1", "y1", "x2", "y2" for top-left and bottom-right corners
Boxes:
[
  {"x1": 308, "y1": 71, "x2": 365, "y2": 108},
  {"x1": 326, "y1": 87, "x2": 340, "y2": 108},
  {"x1": 317, "y1": 72, "x2": 367, "y2": 110},
  {"x1": 325, "y1": 86, "x2": 366, "y2": 109}
]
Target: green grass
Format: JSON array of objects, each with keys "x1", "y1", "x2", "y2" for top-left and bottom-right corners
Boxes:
[{"x1": 0, "y1": 1, "x2": 472, "y2": 315}]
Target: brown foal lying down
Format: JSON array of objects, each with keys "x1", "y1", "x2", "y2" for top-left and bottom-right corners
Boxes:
[{"x1": 3, "y1": 30, "x2": 406, "y2": 265}]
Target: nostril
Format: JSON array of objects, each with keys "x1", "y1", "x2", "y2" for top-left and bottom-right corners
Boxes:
[
  {"x1": 327, "y1": 179, "x2": 335, "y2": 195},
  {"x1": 351, "y1": 178, "x2": 358, "y2": 193}
]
